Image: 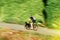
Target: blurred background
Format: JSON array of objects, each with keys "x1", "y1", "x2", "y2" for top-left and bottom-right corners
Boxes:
[
  {"x1": 0, "y1": 0, "x2": 44, "y2": 24},
  {"x1": 0, "y1": 0, "x2": 60, "y2": 29}
]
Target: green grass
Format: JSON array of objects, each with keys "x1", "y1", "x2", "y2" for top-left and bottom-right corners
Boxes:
[{"x1": 0, "y1": 0, "x2": 44, "y2": 24}]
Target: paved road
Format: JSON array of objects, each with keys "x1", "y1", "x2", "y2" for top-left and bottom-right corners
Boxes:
[{"x1": 0, "y1": 23, "x2": 60, "y2": 35}]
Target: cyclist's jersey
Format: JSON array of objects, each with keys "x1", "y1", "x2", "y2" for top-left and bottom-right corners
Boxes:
[{"x1": 31, "y1": 17, "x2": 36, "y2": 23}]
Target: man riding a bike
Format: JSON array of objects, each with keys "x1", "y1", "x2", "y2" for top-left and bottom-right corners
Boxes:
[
  {"x1": 29, "y1": 16, "x2": 37, "y2": 30},
  {"x1": 25, "y1": 16, "x2": 37, "y2": 30}
]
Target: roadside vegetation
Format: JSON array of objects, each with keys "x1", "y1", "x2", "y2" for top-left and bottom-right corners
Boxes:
[{"x1": 0, "y1": 27, "x2": 60, "y2": 40}]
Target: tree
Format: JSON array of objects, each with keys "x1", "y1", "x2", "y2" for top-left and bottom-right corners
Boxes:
[{"x1": 45, "y1": 0, "x2": 60, "y2": 29}]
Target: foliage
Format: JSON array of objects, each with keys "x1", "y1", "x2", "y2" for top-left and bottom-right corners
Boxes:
[
  {"x1": 46, "y1": 0, "x2": 60, "y2": 29},
  {"x1": 0, "y1": 0, "x2": 44, "y2": 24}
]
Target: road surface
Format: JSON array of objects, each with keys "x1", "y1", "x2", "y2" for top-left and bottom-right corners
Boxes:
[{"x1": 0, "y1": 22, "x2": 60, "y2": 36}]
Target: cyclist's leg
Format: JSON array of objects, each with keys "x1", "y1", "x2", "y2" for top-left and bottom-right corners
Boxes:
[{"x1": 31, "y1": 23, "x2": 33, "y2": 29}]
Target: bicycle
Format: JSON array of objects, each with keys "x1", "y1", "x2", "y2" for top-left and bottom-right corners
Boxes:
[{"x1": 33, "y1": 23, "x2": 38, "y2": 31}]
